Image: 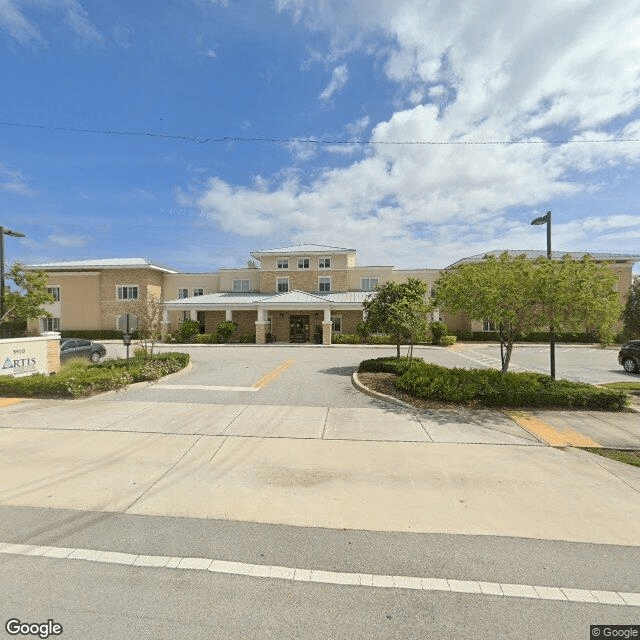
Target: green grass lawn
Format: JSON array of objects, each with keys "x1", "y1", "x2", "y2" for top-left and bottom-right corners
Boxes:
[{"x1": 584, "y1": 448, "x2": 640, "y2": 468}]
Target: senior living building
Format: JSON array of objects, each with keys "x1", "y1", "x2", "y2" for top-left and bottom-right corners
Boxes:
[{"x1": 28, "y1": 244, "x2": 640, "y2": 345}]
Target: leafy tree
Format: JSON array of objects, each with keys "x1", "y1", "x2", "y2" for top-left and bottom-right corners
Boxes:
[
  {"x1": 363, "y1": 278, "x2": 432, "y2": 360},
  {"x1": 434, "y1": 252, "x2": 622, "y2": 373},
  {"x1": 429, "y1": 320, "x2": 448, "y2": 345},
  {"x1": 178, "y1": 318, "x2": 200, "y2": 343},
  {"x1": 1, "y1": 263, "x2": 54, "y2": 337},
  {"x1": 621, "y1": 279, "x2": 640, "y2": 340}
]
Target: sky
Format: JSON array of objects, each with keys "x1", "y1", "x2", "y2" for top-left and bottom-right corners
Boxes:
[{"x1": 1, "y1": 0, "x2": 640, "y2": 274}]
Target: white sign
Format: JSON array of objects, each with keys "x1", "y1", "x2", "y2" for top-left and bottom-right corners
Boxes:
[{"x1": 0, "y1": 337, "x2": 50, "y2": 377}]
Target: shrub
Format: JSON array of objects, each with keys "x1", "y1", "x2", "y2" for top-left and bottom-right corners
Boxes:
[
  {"x1": 358, "y1": 357, "x2": 419, "y2": 375},
  {"x1": 370, "y1": 334, "x2": 394, "y2": 344},
  {"x1": 429, "y1": 321, "x2": 448, "y2": 345},
  {"x1": 178, "y1": 319, "x2": 200, "y2": 343},
  {"x1": 194, "y1": 333, "x2": 218, "y2": 344},
  {"x1": 393, "y1": 362, "x2": 629, "y2": 410},
  {"x1": 216, "y1": 321, "x2": 238, "y2": 343},
  {"x1": 238, "y1": 334, "x2": 256, "y2": 343},
  {"x1": 451, "y1": 329, "x2": 473, "y2": 341},
  {"x1": 332, "y1": 333, "x2": 361, "y2": 344},
  {"x1": 439, "y1": 335, "x2": 457, "y2": 346}
]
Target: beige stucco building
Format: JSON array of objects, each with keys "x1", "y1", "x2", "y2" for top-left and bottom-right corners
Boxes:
[{"x1": 28, "y1": 244, "x2": 640, "y2": 345}]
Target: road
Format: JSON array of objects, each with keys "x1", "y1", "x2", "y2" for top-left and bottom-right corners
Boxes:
[{"x1": 1, "y1": 343, "x2": 639, "y2": 639}]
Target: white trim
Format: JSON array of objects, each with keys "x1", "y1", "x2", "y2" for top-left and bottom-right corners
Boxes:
[
  {"x1": 297, "y1": 257, "x2": 310, "y2": 269},
  {"x1": 319, "y1": 257, "x2": 331, "y2": 269},
  {"x1": 41, "y1": 317, "x2": 60, "y2": 332},
  {"x1": 276, "y1": 277, "x2": 290, "y2": 293},
  {"x1": 232, "y1": 279, "x2": 250, "y2": 292},
  {"x1": 277, "y1": 258, "x2": 289, "y2": 269}
]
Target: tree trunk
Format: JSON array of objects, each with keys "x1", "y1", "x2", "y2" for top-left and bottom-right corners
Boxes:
[
  {"x1": 396, "y1": 342, "x2": 401, "y2": 359},
  {"x1": 501, "y1": 342, "x2": 513, "y2": 374}
]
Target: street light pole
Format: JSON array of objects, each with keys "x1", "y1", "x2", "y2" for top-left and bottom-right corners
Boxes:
[
  {"x1": 530, "y1": 211, "x2": 555, "y2": 378},
  {"x1": 0, "y1": 226, "x2": 26, "y2": 338}
]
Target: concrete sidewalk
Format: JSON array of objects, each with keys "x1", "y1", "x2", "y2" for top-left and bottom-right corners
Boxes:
[{"x1": 1, "y1": 396, "x2": 639, "y2": 546}]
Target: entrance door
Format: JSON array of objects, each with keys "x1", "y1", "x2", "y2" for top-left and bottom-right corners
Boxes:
[{"x1": 289, "y1": 315, "x2": 309, "y2": 342}]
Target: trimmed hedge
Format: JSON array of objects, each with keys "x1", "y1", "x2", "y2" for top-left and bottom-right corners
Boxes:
[
  {"x1": 61, "y1": 330, "x2": 139, "y2": 340},
  {"x1": 391, "y1": 361, "x2": 628, "y2": 410},
  {"x1": 449, "y1": 330, "x2": 614, "y2": 344},
  {"x1": 358, "y1": 357, "x2": 420, "y2": 375},
  {"x1": 0, "y1": 352, "x2": 190, "y2": 399}
]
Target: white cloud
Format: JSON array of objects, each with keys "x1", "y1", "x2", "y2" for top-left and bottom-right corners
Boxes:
[
  {"x1": 190, "y1": 0, "x2": 640, "y2": 267},
  {"x1": 0, "y1": 0, "x2": 103, "y2": 46},
  {"x1": 319, "y1": 64, "x2": 348, "y2": 101},
  {"x1": 0, "y1": 164, "x2": 35, "y2": 195}
]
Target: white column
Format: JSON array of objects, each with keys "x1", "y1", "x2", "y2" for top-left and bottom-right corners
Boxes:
[
  {"x1": 323, "y1": 307, "x2": 331, "y2": 322},
  {"x1": 163, "y1": 310, "x2": 169, "y2": 324},
  {"x1": 226, "y1": 309, "x2": 233, "y2": 321},
  {"x1": 256, "y1": 307, "x2": 266, "y2": 322},
  {"x1": 190, "y1": 309, "x2": 197, "y2": 321}
]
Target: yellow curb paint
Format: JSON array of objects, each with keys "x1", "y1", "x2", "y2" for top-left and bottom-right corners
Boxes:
[
  {"x1": 252, "y1": 359, "x2": 296, "y2": 389},
  {"x1": 505, "y1": 410, "x2": 601, "y2": 447},
  {"x1": 0, "y1": 398, "x2": 22, "y2": 408}
]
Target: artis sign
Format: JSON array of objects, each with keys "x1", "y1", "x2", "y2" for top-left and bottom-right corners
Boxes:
[{"x1": 2, "y1": 349, "x2": 37, "y2": 375}]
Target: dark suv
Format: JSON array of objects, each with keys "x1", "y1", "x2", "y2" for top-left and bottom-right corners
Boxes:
[
  {"x1": 618, "y1": 340, "x2": 640, "y2": 373},
  {"x1": 60, "y1": 339, "x2": 106, "y2": 364}
]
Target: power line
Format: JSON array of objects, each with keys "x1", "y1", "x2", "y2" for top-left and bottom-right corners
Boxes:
[{"x1": 1, "y1": 120, "x2": 639, "y2": 146}]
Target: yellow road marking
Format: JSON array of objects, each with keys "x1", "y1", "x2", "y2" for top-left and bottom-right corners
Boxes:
[
  {"x1": 252, "y1": 359, "x2": 295, "y2": 389},
  {"x1": 0, "y1": 398, "x2": 22, "y2": 408},
  {"x1": 505, "y1": 410, "x2": 601, "y2": 447}
]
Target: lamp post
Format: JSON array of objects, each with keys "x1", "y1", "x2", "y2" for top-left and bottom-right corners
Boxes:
[
  {"x1": 0, "y1": 226, "x2": 26, "y2": 338},
  {"x1": 530, "y1": 211, "x2": 555, "y2": 378}
]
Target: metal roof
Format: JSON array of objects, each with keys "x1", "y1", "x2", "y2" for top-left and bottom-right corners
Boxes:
[
  {"x1": 250, "y1": 244, "x2": 355, "y2": 257},
  {"x1": 28, "y1": 257, "x2": 178, "y2": 273},
  {"x1": 446, "y1": 250, "x2": 640, "y2": 269},
  {"x1": 164, "y1": 289, "x2": 372, "y2": 307}
]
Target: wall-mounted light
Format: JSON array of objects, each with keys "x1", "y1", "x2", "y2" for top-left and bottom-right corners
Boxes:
[
  {"x1": 314, "y1": 312, "x2": 318, "y2": 318},
  {"x1": 280, "y1": 313, "x2": 284, "y2": 319}
]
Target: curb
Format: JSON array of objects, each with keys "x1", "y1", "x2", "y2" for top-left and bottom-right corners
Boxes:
[{"x1": 351, "y1": 372, "x2": 417, "y2": 411}]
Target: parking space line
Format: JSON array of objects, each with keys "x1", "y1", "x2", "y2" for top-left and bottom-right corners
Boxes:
[
  {"x1": 252, "y1": 359, "x2": 296, "y2": 389},
  {"x1": 505, "y1": 411, "x2": 601, "y2": 447}
]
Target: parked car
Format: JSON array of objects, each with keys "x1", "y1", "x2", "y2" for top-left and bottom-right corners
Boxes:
[
  {"x1": 60, "y1": 339, "x2": 106, "y2": 364},
  {"x1": 618, "y1": 340, "x2": 640, "y2": 373}
]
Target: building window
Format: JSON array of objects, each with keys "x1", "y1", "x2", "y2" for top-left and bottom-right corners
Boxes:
[
  {"x1": 193, "y1": 288, "x2": 204, "y2": 297},
  {"x1": 361, "y1": 277, "x2": 379, "y2": 291},
  {"x1": 298, "y1": 257, "x2": 310, "y2": 269},
  {"x1": 319, "y1": 257, "x2": 331, "y2": 269},
  {"x1": 483, "y1": 319, "x2": 495, "y2": 332},
  {"x1": 277, "y1": 277, "x2": 289, "y2": 293},
  {"x1": 319, "y1": 277, "x2": 331, "y2": 292},
  {"x1": 277, "y1": 259, "x2": 289, "y2": 269},
  {"x1": 177, "y1": 288, "x2": 189, "y2": 299},
  {"x1": 331, "y1": 316, "x2": 342, "y2": 333},
  {"x1": 41, "y1": 317, "x2": 60, "y2": 332},
  {"x1": 117, "y1": 285, "x2": 139, "y2": 300},
  {"x1": 233, "y1": 279, "x2": 250, "y2": 292},
  {"x1": 46, "y1": 286, "x2": 60, "y2": 302}
]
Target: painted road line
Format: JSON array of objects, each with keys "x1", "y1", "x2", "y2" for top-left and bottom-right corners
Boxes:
[
  {"x1": 0, "y1": 541, "x2": 637, "y2": 607},
  {"x1": 252, "y1": 359, "x2": 296, "y2": 389},
  {"x1": 505, "y1": 411, "x2": 601, "y2": 447},
  {"x1": 156, "y1": 384, "x2": 258, "y2": 392},
  {"x1": 0, "y1": 398, "x2": 22, "y2": 408}
]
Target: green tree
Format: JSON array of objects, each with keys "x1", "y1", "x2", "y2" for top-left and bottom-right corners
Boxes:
[
  {"x1": 434, "y1": 253, "x2": 622, "y2": 373},
  {"x1": 363, "y1": 278, "x2": 432, "y2": 360},
  {"x1": 621, "y1": 279, "x2": 640, "y2": 339},
  {"x1": 216, "y1": 320, "x2": 238, "y2": 343},
  {"x1": 123, "y1": 295, "x2": 164, "y2": 357},
  {"x1": 1, "y1": 263, "x2": 54, "y2": 337}
]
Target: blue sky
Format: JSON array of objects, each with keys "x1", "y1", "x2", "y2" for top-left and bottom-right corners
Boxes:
[{"x1": 2, "y1": 0, "x2": 640, "y2": 273}]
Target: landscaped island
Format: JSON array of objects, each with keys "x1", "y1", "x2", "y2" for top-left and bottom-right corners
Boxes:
[
  {"x1": 358, "y1": 357, "x2": 630, "y2": 411},
  {"x1": 0, "y1": 351, "x2": 190, "y2": 398}
]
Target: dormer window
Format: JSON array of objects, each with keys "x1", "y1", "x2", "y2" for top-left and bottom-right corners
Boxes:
[
  {"x1": 319, "y1": 258, "x2": 331, "y2": 269},
  {"x1": 277, "y1": 258, "x2": 289, "y2": 269},
  {"x1": 298, "y1": 258, "x2": 310, "y2": 269}
]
